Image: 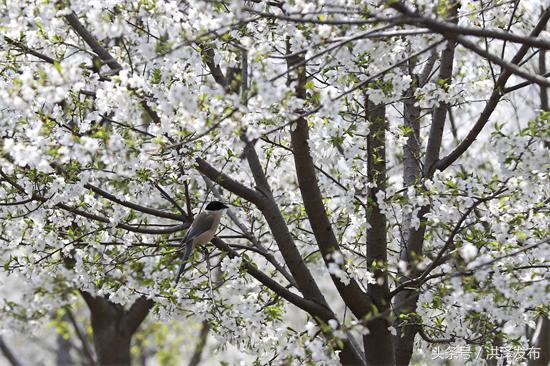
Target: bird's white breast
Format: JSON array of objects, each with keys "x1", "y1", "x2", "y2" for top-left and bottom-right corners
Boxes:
[{"x1": 192, "y1": 210, "x2": 223, "y2": 245}]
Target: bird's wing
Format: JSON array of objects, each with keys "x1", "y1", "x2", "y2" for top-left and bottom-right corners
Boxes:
[
  {"x1": 181, "y1": 212, "x2": 215, "y2": 244},
  {"x1": 175, "y1": 213, "x2": 216, "y2": 283}
]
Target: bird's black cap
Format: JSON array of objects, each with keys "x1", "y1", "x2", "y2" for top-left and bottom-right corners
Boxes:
[{"x1": 205, "y1": 201, "x2": 229, "y2": 211}]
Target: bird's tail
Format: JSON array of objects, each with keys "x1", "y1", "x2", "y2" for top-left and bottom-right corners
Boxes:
[{"x1": 175, "y1": 241, "x2": 194, "y2": 284}]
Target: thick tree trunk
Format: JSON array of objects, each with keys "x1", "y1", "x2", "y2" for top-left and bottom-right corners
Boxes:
[
  {"x1": 81, "y1": 292, "x2": 153, "y2": 366},
  {"x1": 393, "y1": 289, "x2": 422, "y2": 365},
  {"x1": 93, "y1": 327, "x2": 132, "y2": 366},
  {"x1": 364, "y1": 99, "x2": 395, "y2": 366}
]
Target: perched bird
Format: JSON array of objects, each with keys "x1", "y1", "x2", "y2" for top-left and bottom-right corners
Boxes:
[{"x1": 175, "y1": 201, "x2": 228, "y2": 283}]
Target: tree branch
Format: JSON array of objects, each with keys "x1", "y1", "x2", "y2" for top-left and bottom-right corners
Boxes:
[
  {"x1": 123, "y1": 296, "x2": 154, "y2": 334},
  {"x1": 391, "y1": 2, "x2": 550, "y2": 50},
  {"x1": 66, "y1": 308, "x2": 97, "y2": 366},
  {"x1": 390, "y1": 187, "x2": 508, "y2": 297},
  {"x1": 239, "y1": 136, "x2": 331, "y2": 306},
  {"x1": 197, "y1": 155, "x2": 329, "y2": 305},
  {"x1": 0, "y1": 169, "x2": 188, "y2": 235},
  {"x1": 424, "y1": 3, "x2": 458, "y2": 175},
  {"x1": 4, "y1": 36, "x2": 57, "y2": 64},
  {"x1": 434, "y1": 8, "x2": 550, "y2": 173},
  {"x1": 0, "y1": 336, "x2": 22, "y2": 366},
  {"x1": 454, "y1": 33, "x2": 550, "y2": 88},
  {"x1": 64, "y1": 12, "x2": 122, "y2": 71},
  {"x1": 202, "y1": 175, "x2": 298, "y2": 288},
  {"x1": 210, "y1": 237, "x2": 333, "y2": 319},
  {"x1": 288, "y1": 52, "x2": 372, "y2": 321},
  {"x1": 335, "y1": 40, "x2": 444, "y2": 101},
  {"x1": 85, "y1": 183, "x2": 185, "y2": 221},
  {"x1": 503, "y1": 71, "x2": 550, "y2": 94},
  {"x1": 195, "y1": 158, "x2": 264, "y2": 205},
  {"x1": 188, "y1": 322, "x2": 210, "y2": 366},
  {"x1": 199, "y1": 44, "x2": 226, "y2": 87}
]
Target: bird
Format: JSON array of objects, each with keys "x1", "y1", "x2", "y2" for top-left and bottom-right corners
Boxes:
[{"x1": 175, "y1": 200, "x2": 228, "y2": 283}]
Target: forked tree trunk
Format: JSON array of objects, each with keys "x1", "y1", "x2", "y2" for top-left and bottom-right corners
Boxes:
[{"x1": 81, "y1": 292, "x2": 153, "y2": 366}]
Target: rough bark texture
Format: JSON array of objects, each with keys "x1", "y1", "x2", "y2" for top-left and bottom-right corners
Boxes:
[
  {"x1": 402, "y1": 88, "x2": 422, "y2": 188},
  {"x1": 81, "y1": 292, "x2": 153, "y2": 366},
  {"x1": 94, "y1": 327, "x2": 131, "y2": 366},
  {"x1": 363, "y1": 99, "x2": 395, "y2": 366}
]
